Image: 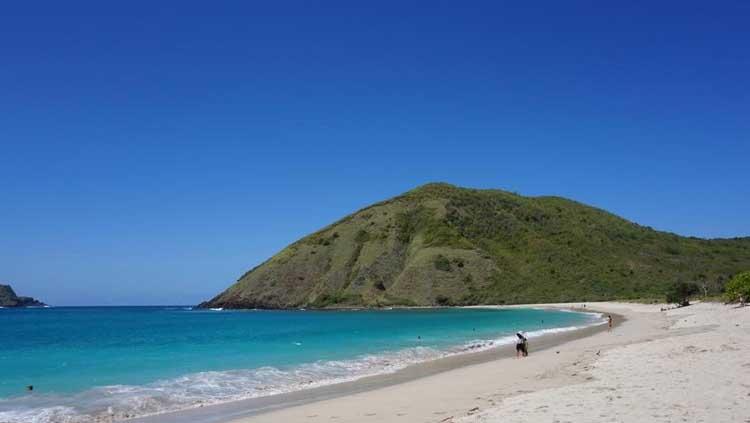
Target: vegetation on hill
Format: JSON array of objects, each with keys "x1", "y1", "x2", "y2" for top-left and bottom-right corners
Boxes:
[
  {"x1": 200, "y1": 183, "x2": 750, "y2": 309},
  {"x1": 665, "y1": 281, "x2": 700, "y2": 307},
  {"x1": 725, "y1": 271, "x2": 750, "y2": 304}
]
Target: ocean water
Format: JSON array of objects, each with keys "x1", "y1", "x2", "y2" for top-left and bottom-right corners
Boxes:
[{"x1": 0, "y1": 306, "x2": 602, "y2": 422}]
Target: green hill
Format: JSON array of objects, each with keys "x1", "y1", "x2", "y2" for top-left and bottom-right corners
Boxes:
[{"x1": 200, "y1": 183, "x2": 750, "y2": 308}]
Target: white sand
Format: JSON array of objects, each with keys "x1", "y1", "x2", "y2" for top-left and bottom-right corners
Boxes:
[{"x1": 232, "y1": 302, "x2": 750, "y2": 423}]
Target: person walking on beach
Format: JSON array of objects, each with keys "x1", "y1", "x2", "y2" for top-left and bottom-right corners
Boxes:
[
  {"x1": 607, "y1": 315, "x2": 613, "y2": 331},
  {"x1": 515, "y1": 332, "x2": 528, "y2": 358}
]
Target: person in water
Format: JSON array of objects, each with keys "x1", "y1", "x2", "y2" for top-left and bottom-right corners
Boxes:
[{"x1": 515, "y1": 332, "x2": 528, "y2": 358}]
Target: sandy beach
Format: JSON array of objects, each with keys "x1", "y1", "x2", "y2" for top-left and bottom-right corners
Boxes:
[{"x1": 226, "y1": 302, "x2": 749, "y2": 423}]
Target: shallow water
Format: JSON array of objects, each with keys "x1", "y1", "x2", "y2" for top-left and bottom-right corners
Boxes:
[{"x1": 0, "y1": 306, "x2": 601, "y2": 422}]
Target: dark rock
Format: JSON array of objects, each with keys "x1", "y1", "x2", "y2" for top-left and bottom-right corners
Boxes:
[{"x1": 0, "y1": 284, "x2": 47, "y2": 308}]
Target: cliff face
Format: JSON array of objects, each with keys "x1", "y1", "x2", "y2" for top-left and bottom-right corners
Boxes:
[
  {"x1": 0, "y1": 284, "x2": 46, "y2": 307},
  {"x1": 201, "y1": 183, "x2": 750, "y2": 309}
]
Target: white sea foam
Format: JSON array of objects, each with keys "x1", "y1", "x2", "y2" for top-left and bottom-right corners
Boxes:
[{"x1": 0, "y1": 315, "x2": 604, "y2": 423}]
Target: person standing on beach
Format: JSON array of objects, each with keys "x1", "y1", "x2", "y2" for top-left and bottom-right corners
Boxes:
[
  {"x1": 515, "y1": 332, "x2": 528, "y2": 358},
  {"x1": 607, "y1": 315, "x2": 613, "y2": 331}
]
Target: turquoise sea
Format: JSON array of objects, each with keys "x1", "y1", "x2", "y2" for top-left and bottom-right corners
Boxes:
[{"x1": 0, "y1": 306, "x2": 602, "y2": 422}]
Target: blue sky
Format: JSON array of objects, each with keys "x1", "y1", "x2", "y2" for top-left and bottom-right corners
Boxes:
[{"x1": 1, "y1": 2, "x2": 748, "y2": 305}]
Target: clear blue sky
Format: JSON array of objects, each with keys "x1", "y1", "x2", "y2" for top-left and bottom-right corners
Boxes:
[{"x1": 1, "y1": 2, "x2": 748, "y2": 305}]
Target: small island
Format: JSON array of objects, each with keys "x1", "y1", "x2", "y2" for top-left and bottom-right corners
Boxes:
[{"x1": 0, "y1": 284, "x2": 47, "y2": 308}]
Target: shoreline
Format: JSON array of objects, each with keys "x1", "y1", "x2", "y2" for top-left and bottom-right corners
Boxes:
[
  {"x1": 217, "y1": 301, "x2": 749, "y2": 423},
  {"x1": 130, "y1": 306, "x2": 613, "y2": 423}
]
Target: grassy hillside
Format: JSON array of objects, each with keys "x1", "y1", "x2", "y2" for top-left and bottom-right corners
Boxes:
[{"x1": 201, "y1": 183, "x2": 750, "y2": 308}]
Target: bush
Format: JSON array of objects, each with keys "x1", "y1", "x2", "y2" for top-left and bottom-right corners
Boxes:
[
  {"x1": 434, "y1": 255, "x2": 452, "y2": 272},
  {"x1": 355, "y1": 229, "x2": 370, "y2": 243},
  {"x1": 435, "y1": 295, "x2": 452, "y2": 306},
  {"x1": 725, "y1": 271, "x2": 750, "y2": 304},
  {"x1": 311, "y1": 291, "x2": 362, "y2": 307},
  {"x1": 665, "y1": 281, "x2": 699, "y2": 306}
]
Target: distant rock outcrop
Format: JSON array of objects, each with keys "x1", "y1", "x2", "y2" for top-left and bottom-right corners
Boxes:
[{"x1": 0, "y1": 284, "x2": 47, "y2": 307}]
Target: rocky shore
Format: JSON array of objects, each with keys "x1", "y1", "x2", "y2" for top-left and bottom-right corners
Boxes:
[{"x1": 0, "y1": 284, "x2": 46, "y2": 307}]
